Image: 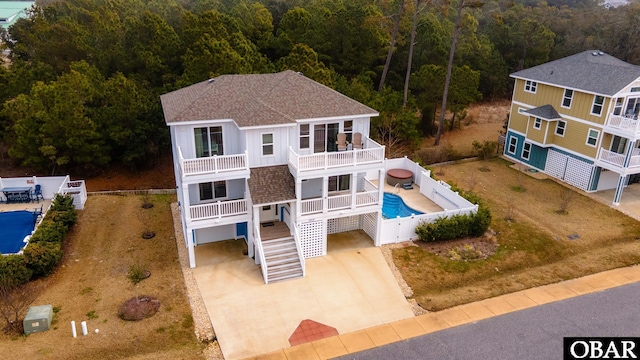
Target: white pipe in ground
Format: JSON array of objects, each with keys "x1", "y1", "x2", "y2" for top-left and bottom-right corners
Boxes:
[
  {"x1": 81, "y1": 321, "x2": 88, "y2": 336},
  {"x1": 71, "y1": 321, "x2": 77, "y2": 338}
]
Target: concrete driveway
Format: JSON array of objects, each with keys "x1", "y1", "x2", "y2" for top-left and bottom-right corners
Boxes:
[
  {"x1": 191, "y1": 231, "x2": 414, "y2": 360},
  {"x1": 588, "y1": 183, "x2": 640, "y2": 221}
]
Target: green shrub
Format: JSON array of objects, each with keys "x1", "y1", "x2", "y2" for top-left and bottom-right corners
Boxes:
[
  {"x1": 0, "y1": 255, "x2": 34, "y2": 286},
  {"x1": 415, "y1": 187, "x2": 492, "y2": 242},
  {"x1": 29, "y1": 219, "x2": 68, "y2": 244},
  {"x1": 47, "y1": 210, "x2": 77, "y2": 228},
  {"x1": 472, "y1": 140, "x2": 499, "y2": 160},
  {"x1": 23, "y1": 242, "x2": 63, "y2": 278},
  {"x1": 50, "y1": 194, "x2": 76, "y2": 212}
]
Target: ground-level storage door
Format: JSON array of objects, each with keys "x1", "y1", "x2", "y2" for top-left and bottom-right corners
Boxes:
[
  {"x1": 545, "y1": 149, "x2": 568, "y2": 180},
  {"x1": 564, "y1": 157, "x2": 593, "y2": 191}
]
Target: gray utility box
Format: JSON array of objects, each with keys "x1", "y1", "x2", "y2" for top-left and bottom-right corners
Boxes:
[{"x1": 23, "y1": 304, "x2": 53, "y2": 334}]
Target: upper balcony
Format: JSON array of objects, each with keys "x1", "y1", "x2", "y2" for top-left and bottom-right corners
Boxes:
[
  {"x1": 288, "y1": 137, "x2": 385, "y2": 176},
  {"x1": 177, "y1": 146, "x2": 249, "y2": 180},
  {"x1": 604, "y1": 113, "x2": 640, "y2": 139}
]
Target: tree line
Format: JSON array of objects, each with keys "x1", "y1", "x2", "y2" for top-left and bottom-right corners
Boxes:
[{"x1": 0, "y1": 0, "x2": 639, "y2": 174}]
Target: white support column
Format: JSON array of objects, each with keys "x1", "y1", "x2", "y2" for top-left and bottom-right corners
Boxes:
[
  {"x1": 350, "y1": 172, "x2": 357, "y2": 209},
  {"x1": 295, "y1": 179, "x2": 302, "y2": 219},
  {"x1": 253, "y1": 205, "x2": 261, "y2": 265},
  {"x1": 247, "y1": 217, "x2": 254, "y2": 258},
  {"x1": 378, "y1": 168, "x2": 385, "y2": 206},
  {"x1": 186, "y1": 229, "x2": 196, "y2": 268},
  {"x1": 613, "y1": 174, "x2": 626, "y2": 206},
  {"x1": 322, "y1": 176, "x2": 329, "y2": 213}
]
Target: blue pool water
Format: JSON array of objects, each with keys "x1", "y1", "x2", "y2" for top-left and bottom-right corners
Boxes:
[
  {"x1": 382, "y1": 192, "x2": 423, "y2": 219},
  {"x1": 0, "y1": 210, "x2": 36, "y2": 254}
]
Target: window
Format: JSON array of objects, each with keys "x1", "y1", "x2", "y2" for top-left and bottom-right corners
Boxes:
[
  {"x1": 262, "y1": 133, "x2": 274, "y2": 156},
  {"x1": 522, "y1": 142, "x2": 531, "y2": 160},
  {"x1": 299, "y1": 124, "x2": 310, "y2": 149},
  {"x1": 613, "y1": 98, "x2": 624, "y2": 115},
  {"x1": 631, "y1": 87, "x2": 640, "y2": 93},
  {"x1": 555, "y1": 121, "x2": 566, "y2": 136},
  {"x1": 194, "y1": 126, "x2": 223, "y2": 157},
  {"x1": 344, "y1": 120, "x2": 353, "y2": 143},
  {"x1": 591, "y1": 95, "x2": 605, "y2": 115},
  {"x1": 586, "y1": 129, "x2": 599, "y2": 147},
  {"x1": 562, "y1": 89, "x2": 573, "y2": 108},
  {"x1": 199, "y1": 181, "x2": 227, "y2": 201},
  {"x1": 508, "y1": 137, "x2": 518, "y2": 154},
  {"x1": 328, "y1": 174, "x2": 350, "y2": 192},
  {"x1": 524, "y1": 80, "x2": 537, "y2": 93},
  {"x1": 533, "y1": 118, "x2": 542, "y2": 129}
]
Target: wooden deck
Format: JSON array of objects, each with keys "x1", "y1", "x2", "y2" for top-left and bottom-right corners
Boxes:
[{"x1": 260, "y1": 221, "x2": 291, "y2": 240}]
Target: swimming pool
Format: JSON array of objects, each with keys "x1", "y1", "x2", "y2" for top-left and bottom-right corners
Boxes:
[
  {"x1": 0, "y1": 211, "x2": 36, "y2": 254},
  {"x1": 382, "y1": 192, "x2": 423, "y2": 219}
]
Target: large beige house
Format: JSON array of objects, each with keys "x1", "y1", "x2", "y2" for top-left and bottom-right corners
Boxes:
[{"x1": 504, "y1": 50, "x2": 640, "y2": 205}]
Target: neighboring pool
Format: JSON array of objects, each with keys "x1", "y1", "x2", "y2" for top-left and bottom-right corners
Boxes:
[
  {"x1": 0, "y1": 211, "x2": 36, "y2": 254},
  {"x1": 382, "y1": 192, "x2": 423, "y2": 219}
]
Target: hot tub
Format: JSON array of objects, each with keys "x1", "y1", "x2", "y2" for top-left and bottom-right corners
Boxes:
[{"x1": 386, "y1": 168, "x2": 413, "y2": 186}]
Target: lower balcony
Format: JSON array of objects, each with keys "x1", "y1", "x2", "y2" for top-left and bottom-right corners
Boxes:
[
  {"x1": 597, "y1": 148, "x2": 640, "y2": 172},
  {"x1": 300, "y1": 190, "x2": 379, "y2": 216},
  {"x1": 189, "y1": 199, "x2": 248, "y2": 221}
]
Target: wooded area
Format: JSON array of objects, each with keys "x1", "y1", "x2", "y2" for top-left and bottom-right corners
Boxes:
[{"x1": 0, "y1": 0, "x2": 639, "y2": 174}]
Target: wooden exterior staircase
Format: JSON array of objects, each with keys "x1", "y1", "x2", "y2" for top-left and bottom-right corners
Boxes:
[{"x1": 261, "y1": 236, "x2": 304, "y2": 283}]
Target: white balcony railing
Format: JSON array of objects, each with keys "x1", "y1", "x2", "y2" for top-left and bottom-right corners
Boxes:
[
  {"x1": 178, "y1": 146, "x2": 249, "y2": 177},
  {"x1": 597, "y1": 148, "x2": 640, "y2": 170},
  {"x1": 300, "y1": 190, "x2": 380, "y2": 216},
  {"x1": 606, "y1": 114, "x2": 640, "y2": 137},
  {"x1": 189, "y1": 199, "x2": 248, "y2": 221},
  {"x1": 288, "y1": 137, "x2": 385, "y2": 172}
]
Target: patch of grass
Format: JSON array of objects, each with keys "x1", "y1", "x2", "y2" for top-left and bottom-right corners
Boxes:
[
  {"x1": 79, "y1": 287, "x2": 93, "y2": 295},
  {"x1": 510, "y1": 186, "x2": 526, "y2": 192},
  {"x1": 86, "y1": 310, "x2": 98, "y2": 320},
  {"x1": 394, "y1": 158, "x2": 640, "y2": 311}
]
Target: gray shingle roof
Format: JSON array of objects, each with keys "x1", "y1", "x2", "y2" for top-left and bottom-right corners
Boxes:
[
  {"x1": 248, "y1": 165, "x2": 296, "y2": 205},
  {"x1": 161, "y1": 71, "x2": 378, "y2": 127},
  {"x1": 523, "y1": 105, "x2": 561, "y2": 120},
  {"x1": 511, "y1": 50, "x2": 640, "y2": 96}
]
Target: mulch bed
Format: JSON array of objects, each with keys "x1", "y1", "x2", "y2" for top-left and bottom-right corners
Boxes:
[
  {"x1": 414, "y1": 232, "x2": 499, "y2": 261},
  {"x1": 118, "y1": 295, "x2": 161, "y2": 321}
]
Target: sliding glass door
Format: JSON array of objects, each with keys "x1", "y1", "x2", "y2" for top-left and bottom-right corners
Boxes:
[
  {"x1": 313, "y1": 123, "x2": 339, "y2": 153},
  {"x1": 194, "y1": 126, "x2": 223, "y2": 157}
]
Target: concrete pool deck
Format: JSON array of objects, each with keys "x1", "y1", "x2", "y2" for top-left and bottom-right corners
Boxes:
[{"x1": 374, "y1": 180, "x2": 443, "y2": 214}]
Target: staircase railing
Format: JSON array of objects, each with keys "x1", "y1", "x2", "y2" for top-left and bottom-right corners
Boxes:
[
  {"x1": 292, "y1": 225, "x2": 306, "y2": 278},
  {"x1": 253, "y1": 223, "x2": 269, "y2": 284}
]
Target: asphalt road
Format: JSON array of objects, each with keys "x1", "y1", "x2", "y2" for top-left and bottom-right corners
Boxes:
[{"x1": 335, "y1": 282, "x2": 640, "y2": 360}]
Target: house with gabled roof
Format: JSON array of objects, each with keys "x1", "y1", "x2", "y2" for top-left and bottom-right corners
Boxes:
[
  {"x1": 0, "y1": 1, "x2": 34, "y2": 31},
  {"x1": 504, "y1": 50, "x2": 640, "y2": 205},
  {"x1": 162, "y1": 70, "x2": 478, "y2": 284}
]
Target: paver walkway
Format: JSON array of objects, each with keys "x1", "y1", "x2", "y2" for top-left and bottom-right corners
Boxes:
[{"x1": 249, "y1": 264, "x2": 640, "y2": 359}]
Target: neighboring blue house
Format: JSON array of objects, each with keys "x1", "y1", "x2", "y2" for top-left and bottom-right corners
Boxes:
[{"x1": 0, "y1": 1, "x2": 34, "y2": 31}]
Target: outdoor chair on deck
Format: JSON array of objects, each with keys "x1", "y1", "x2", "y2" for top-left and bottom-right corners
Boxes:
[
  {"x1": 352, "y1": 132, "x2": 363, "y2": 149},
  {"x1": 31, "y1": 184, "x2": 44, "y2": 203},
  {"x1": 336, "y1": 133, "x2": 348, "y2": 151}
]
